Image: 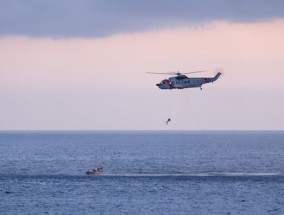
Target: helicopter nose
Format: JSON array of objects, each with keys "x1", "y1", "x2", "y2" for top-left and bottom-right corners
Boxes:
[{"x1": 156, "y1": 84, "x2": 162, "y2": 89}]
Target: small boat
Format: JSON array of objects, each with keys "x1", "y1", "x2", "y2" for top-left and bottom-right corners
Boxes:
[{"x1": 86, "y1": 167, "x2": 103, "y2": 175}]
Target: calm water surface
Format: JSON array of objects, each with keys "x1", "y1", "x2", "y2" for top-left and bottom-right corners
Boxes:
[{"x1": 0, "y1": 131, "x2": 284, "y2": 214}]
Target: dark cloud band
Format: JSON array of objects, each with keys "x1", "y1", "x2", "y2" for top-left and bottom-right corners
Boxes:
[{"x1": 0, "y1": 0, "x2": 284, "y2": 38}]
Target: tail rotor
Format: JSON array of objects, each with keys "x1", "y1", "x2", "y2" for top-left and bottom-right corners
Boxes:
[{"x1": 214, "y1": 67, "x2": 224, "y2": 77}]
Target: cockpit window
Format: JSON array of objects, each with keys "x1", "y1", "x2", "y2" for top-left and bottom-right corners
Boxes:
[{"x1": 161, "y1": 80, "x2": 167, "y2": 84}]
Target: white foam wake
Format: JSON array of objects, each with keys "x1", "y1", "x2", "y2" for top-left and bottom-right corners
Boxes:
[{"x1": 96, "y1": 172, "x2": 284, "y2": 177}]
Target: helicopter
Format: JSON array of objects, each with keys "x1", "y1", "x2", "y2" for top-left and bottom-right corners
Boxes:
[{"x1": 147, "y1": 69, "x2": 222, "y2": 90}]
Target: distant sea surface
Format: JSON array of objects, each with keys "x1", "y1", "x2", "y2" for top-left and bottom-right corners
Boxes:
[{"x1": 0, "y1": 131, "x2": 284, "y2": 215}]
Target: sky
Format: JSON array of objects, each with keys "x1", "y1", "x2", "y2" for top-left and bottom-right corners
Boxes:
[{"x1": 0, "y1": 0, "x2": 284, "y2": 130}]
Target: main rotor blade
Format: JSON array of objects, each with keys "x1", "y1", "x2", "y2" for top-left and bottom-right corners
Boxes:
[
  {"x1": 146, "y1": 70, "x2": 207, "y2": 75},
  {"x1": 181, "y1": 70, "x2": 207, "y2": 74},
  {"x1": 146, "y1": 72, "x2": 174, "y2": 75}
]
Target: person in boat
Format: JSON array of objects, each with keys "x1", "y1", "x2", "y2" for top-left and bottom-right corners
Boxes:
[
  {"x1": 165, "y1": 118, "x2": 171, "y2": 125},
  {"x1": 97, "y1": 167, "x2": 103, "y2": 172},
  {"x1": 86, "y1": 167, "x2": 104, "y2": 175},
  {"x1": 92, "y1": 167, "x2": 103, "y2": 173}
]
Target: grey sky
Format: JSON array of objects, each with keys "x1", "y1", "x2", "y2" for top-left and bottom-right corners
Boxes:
[{"x1": 1, "y1": 0, "x2": 284, "y2": 37}]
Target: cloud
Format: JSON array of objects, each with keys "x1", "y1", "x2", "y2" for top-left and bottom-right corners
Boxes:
[{"x1": 0, "y1": 0, "x2": 284, "y2": 38}]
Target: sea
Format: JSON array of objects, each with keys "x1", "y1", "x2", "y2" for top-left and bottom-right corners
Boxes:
[{"x1": 0, "y1": 131, "x2": 283, "y2": 215}]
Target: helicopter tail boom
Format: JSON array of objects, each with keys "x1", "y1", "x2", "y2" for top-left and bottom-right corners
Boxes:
[{"x1": 212, "y1": 72, "x2": 222, "y2": 82}]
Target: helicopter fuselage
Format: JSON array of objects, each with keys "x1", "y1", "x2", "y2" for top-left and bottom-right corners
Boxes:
[{"x1": 156, "y1": 72, "x2": 221, "y2": 90}]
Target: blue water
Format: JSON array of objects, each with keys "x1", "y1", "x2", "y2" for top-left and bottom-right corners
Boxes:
[{"x1": 0, "y1": 131, "x2": 284, "y2": 214}]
